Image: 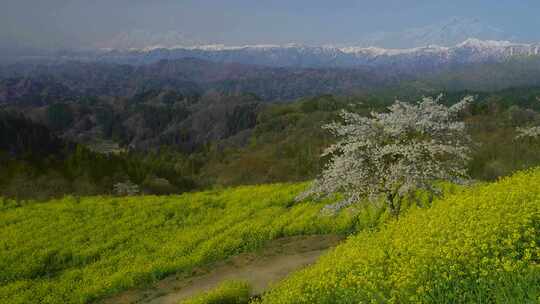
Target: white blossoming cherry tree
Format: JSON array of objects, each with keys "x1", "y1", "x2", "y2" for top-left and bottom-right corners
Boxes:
[{"x1": 298, "y1": 95, "x2": 474, "y2": 217}]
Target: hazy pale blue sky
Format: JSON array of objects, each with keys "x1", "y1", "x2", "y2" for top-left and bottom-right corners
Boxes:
[{"x1": 1, "y1": 0, "x2": 539, "y2": 49}]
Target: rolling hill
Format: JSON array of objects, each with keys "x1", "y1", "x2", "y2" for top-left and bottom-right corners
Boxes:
[{"x1": 2, "y1": 168, "x2": 540, "y2": 303}]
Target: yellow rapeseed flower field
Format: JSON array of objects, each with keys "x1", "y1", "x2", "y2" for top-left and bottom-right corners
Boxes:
[
  {"x1": 260, "y1": 169, "x2": 540, "y2": 303},
  {"x1": 0, "y1": 183, "x2": 358, "y2": 304}
]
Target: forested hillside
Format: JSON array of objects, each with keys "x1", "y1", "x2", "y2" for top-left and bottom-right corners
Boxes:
[
  {"x1": 4, "y1": 57, "x2": 540, "y2": 105},
  {"x1": 3, "y1": 89, "x2": 540, "y2": 200},
  {"x1": 0, "y1": 59, "x2": 396, "y2": 103}
]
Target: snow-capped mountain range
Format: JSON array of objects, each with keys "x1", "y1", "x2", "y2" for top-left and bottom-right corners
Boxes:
[
  {"x1": 8, "y1": 16, "x2": 540, "y2": 70},
  {"x1": 84, "y1": 38, "x2": 540, "y2": 70},
  {"x1": 61, "y1": 16, "x2": 540, "y2": 69}
]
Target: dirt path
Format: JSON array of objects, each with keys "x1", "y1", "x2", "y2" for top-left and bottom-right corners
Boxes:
[{"x1": 104, "y1": 234, "x2": 343, "y2": 304}]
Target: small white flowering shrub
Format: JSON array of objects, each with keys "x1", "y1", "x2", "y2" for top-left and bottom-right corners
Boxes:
[
  {"x1": 515, "y1": 126, "x2": 540, "y2": 139},
  {"x1": 113, "y1": 181, "x2": 140, "y2": 196},
  {"x1": 299, "y1": 95, "x2": 474, "y2": 216}
]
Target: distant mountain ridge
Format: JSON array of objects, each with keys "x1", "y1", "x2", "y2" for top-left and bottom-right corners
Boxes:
[
  {"x1": 0, "y1": 58, "x2": 398, "y2": 103},
  {"x1": 25, "y1": 38, "x2": 539, "y2": 72}
]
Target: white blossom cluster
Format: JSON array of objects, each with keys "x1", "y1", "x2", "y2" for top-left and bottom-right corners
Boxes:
[
  {"x1": 515, "y1": 126, "x2": 540, "y2": 139},
  {"x1": 298, "y1": 95, "x2": 474, "y2": 216},
  {"x1": 113, "y1": 181, "x2": 140, "y2": 196}
]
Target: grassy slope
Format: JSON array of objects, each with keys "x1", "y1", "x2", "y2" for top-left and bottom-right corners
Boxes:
[
  {"x1": 0, "y1": 183, "x2": 361, "y2": 304},
  {"x1": 260, "y1": 170, "x2": 540, "y2": 304}
]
